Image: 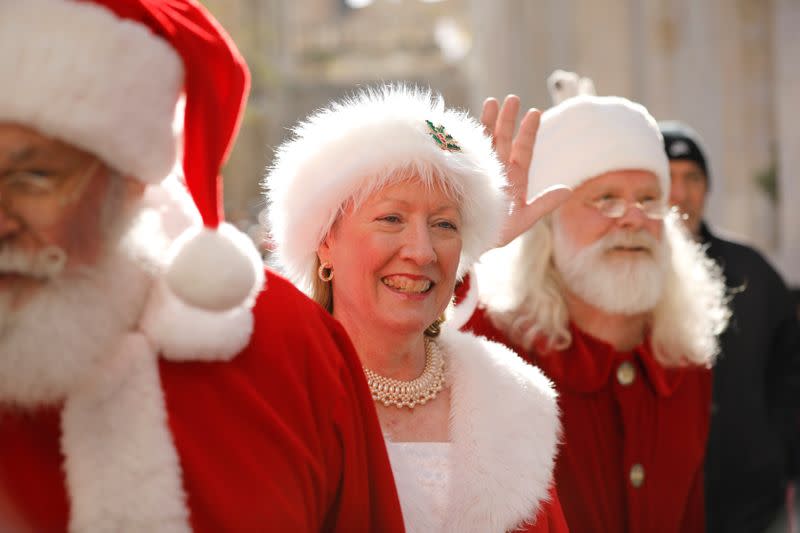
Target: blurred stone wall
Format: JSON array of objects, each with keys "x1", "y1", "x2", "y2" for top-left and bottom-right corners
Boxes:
[
  {"x1": 203, "y1": 0, "x2": 799, "y2": 283},
  {"x1": 469, "y1": 0, "x2": 800, "y2": 284}
]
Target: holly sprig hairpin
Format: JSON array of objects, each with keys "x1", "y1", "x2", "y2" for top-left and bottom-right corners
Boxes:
[{"x1": 426, "y1": 120, "x2": 461, "y2": 152}]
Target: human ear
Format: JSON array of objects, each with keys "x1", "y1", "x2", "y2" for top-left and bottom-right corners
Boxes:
[{"x1": 318, "y1": 230, "x2": 334, "y2": 264}]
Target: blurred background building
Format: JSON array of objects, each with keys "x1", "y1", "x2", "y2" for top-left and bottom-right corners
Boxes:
[{"x1": 202, "y1": 0, "x2": 800, "y2": 287}]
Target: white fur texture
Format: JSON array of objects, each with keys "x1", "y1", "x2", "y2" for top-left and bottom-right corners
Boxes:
[
  {"x1": 141, "y1": 278, "x2": 254, "y2": 362},
  {"x1": 164, "y1": 223, "x2": 264, "y2": 312},
  {"x1": 0, "y1": 0, "x2": 183, "y2": 183},
  {"x1": 62, "y1": 333, "x2": 190, "y2": 532},
  {"x1": 389, "y1": 327, "x2": 560, "y2": 532},
  {"x1": 266, "y1": 85, "x2": 507, "y2": 296},
  {"x1": 137, "y1": 178, "x2": 259, "y2": 360},
  {"x1": 529, "y1": 94, "x2": 670, "y2": 201},
  {"x1": 0, "y1": 237, "x2": 153, "y2": 407}
]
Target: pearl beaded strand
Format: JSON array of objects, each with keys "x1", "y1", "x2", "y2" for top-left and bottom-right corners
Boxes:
[{"x1": 363, "y1": 338, "x2": 446, "y2": 409}]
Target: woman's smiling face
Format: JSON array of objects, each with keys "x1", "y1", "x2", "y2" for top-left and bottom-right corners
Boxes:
[{"x1": 319, "y1": 177, "x2": 462, "y2": 337}]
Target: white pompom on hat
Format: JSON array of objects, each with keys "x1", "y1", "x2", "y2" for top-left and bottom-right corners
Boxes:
[
  {"x1": 265, "y1": 85, "x2": 507, "y2": 296},
  {"x1": 528, "y1": 70, "x2": 670, "y2": 200},
  {"x1": 0, "y1": 0, "x2": 263, "y2": 312}
]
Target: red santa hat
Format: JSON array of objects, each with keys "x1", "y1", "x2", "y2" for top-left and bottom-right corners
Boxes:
[
  {"x1": 265, "y1": 85, "x2": 507, "y2": 296},
  {"x1": 527, "y1": 69, "x2": 670, "y2": 200},
  {"x1": 0, "y1": 0, "x2": 263, "y2": 312}
]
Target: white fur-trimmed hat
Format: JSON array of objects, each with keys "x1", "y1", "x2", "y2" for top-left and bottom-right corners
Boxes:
[
  {"x1": 527, "y1": 70, "x2": 670, "y2": 200},
  {"x1": 0, "y1": 0, "x2": 182, "y2": 184},
  {"x1": 266, "y1": 85, "x2": 507, "y2": 296},
  {"x1": 0, "y1": 0, "x2": 263, "y2": 312}
]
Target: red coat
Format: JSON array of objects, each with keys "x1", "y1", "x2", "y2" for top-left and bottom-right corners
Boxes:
[
  {"x1": 0, "y1": 271, "x2": 405, "y2": 532},
  {"x1": 464, "y1": 307, "x2": 711, "y2": 533}
]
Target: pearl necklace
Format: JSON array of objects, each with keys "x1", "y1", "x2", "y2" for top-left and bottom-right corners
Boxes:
[{"x1": 364, "y1": 338, "x2": 446, "y2": 409}]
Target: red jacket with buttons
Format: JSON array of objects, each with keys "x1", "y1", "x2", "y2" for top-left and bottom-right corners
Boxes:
[{"x1": 464, "y1": 306, "x2": 712, "y2": 533}]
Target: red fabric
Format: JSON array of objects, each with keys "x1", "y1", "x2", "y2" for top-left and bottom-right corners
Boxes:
[
  {"x1": 520, "y1": 486, "x2": 570, "y2": 533},
  {"x1": 465, "y1": 307, "x2": 711, "y2": 533},
  {"x1": 0, "y1": 271, "x2": 405, "y2": 532},
  {"x1": 0, "y1": 407, "x2": 67, "y2": 532},
  {"x1": 81, "y1": 0, "x2": 250, "y2": 227}
]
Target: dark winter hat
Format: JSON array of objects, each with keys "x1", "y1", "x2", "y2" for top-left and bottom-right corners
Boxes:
[{"x1": 658, "y1": 120, "x2": 710, "y2": 187}]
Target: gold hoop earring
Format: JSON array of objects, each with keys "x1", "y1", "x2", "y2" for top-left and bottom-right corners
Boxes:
[{"x1": 318, "y1": 262, "x2": 334, "y2": 282}]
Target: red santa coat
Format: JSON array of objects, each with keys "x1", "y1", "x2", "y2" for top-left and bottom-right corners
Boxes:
[
  {"x1": 464, "y1": 306, "x2": 711, "y2": 533},
  {"x1": 0, "y1": 271, "x2": 405, "y2": 532}
]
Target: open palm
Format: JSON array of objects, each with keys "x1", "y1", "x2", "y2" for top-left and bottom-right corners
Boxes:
[{"x1": 480, "y1": 95, "x2": 571, "y2": 248}]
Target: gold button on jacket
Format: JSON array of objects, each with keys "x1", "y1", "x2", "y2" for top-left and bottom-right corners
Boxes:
[{"x1": 616, "y1": 360, "x2": 636, "y2": 386}]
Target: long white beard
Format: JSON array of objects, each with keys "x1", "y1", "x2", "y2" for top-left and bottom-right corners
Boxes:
[
  {"x1": 0, "y1": 222, "x2": 157, "y2": 408},
  {"x1": 552, "y1": 221, "x2": 669, "y2": 315}
]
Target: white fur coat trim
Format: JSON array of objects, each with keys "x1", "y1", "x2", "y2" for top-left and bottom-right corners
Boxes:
[
  {"x1": 61, "y1": 333, "x2": 190, "y2": 532},
  {"x1": 389, "y1": 327, "x2": 560, "y2": 533}
]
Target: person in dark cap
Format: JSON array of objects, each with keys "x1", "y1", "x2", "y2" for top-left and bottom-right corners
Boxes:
[{"x1": 661, "y1": 120, "x2": 800, "y2": 533}]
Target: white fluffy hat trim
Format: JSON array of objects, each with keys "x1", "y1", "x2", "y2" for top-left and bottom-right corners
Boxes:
[
  {"x1": 529, "y1": 93, "x2": 670, "y2": 200},
  {"x1": 0, "y1": 0, "x2": 183, "y2": 184},
  {"x1": 266, "y1": 85, "x2": 507, "y2": 296}
]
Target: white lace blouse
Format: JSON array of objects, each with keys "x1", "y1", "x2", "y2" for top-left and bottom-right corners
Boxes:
[{"x1": 385, "y1": 441, "x2": 452, "y2": 533}]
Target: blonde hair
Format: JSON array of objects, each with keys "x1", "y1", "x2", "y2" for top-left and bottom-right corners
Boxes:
[{"x1": 479, "y1": 212, "x2": 730, "y2": 367}]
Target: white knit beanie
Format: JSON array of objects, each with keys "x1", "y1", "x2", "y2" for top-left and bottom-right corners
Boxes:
[{"x1": 527, "y1": 70, "x2": 670, "y2": 200}]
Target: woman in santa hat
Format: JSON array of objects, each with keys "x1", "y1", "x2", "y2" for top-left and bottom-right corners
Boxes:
[{"x1": 266, "y1": 86, "x2": 571, "y2": 532}]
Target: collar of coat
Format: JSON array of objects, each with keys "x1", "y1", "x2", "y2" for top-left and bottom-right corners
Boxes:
[
  {"x1": 388, "y1": 326, "x2": 560, "y2": 533},
  {"x1": 58, "y1": 181, "x2": 257, "y2": 532},
  {"x1": 535, "y1": 322, "x2": 689, "y2": 398}
]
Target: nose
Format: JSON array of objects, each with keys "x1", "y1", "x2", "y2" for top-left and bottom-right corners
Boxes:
[
  {"x1": 669, "y1": 175, "x2": 687, "y2": 207},
  {"x1": 401, "y1": 219, "x2": 437, "y2": 265},
  {"x1": 616, "y1": 202, "x2": 648, "y2": 231},
  {"x1": 0, "y1": 197, "x2": 22, "y2": 239}
]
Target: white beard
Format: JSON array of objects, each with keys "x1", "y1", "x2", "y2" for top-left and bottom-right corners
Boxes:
[
  {"x1": 0, "y1": 218, "x2": 158, "y2": 408},
  {"x1": 552, "y1": 220, "x2": 669, "y2": 316}
]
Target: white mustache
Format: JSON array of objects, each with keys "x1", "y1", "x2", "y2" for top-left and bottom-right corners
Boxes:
[
  {"x1": 599, "y1": 230, "x2": 659, "y2": 253},
  {"x1": 0, "y1": 245, "x2": 67, "y2": 279}
]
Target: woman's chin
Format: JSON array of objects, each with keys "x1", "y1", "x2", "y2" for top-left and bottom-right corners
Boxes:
[{"x1": 370, "y1": 313, "x2": 436, "y2": 337}]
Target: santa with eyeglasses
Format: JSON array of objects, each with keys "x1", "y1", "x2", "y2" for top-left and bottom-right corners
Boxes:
[
  {"x1": 0, "y1": 1, "x2": 403, "y2": 531},
  {"x1": 458, "y1": 70, "x2": 731, "y2": 533}
]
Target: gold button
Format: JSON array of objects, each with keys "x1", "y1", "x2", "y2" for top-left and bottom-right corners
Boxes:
[
  {"x1": 629, "y1": 463, "x2": 645, "y2": 488},
  {"x1": 616, "y1": 360, "x2": 636, "y2": 386}
]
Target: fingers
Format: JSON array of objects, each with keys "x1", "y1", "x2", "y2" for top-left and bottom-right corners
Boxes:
[
  {"x1": 514, "y1": 186, "x2": 572, "y2": 244},
  {"x1": 526, "y1": 185, "x2": 571, "y2": 214},
  {"x1": 509, "y1": 108, "x2": 541, "y2": 172},
  {"x1": 480, "y1": 97, "x2": 499, "y2": 137},
  {"x1": 493, "y1": 95, "x2": 520, "y2": 162},
  {"x1": 497, "y1": 186, "x2": 572, "y2": 248}
]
